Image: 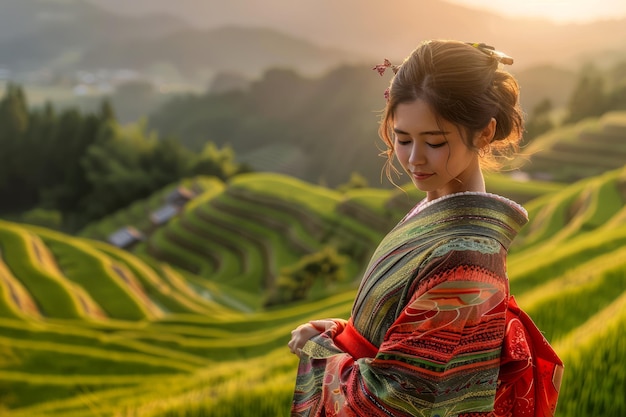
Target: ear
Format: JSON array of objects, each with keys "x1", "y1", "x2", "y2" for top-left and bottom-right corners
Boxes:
[{"x1": 474, "y1": 118, "x2": 496, "y2": 149}]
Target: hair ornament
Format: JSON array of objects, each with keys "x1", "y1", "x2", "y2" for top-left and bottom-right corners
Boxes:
[
  {"x1": 372, "y1": 59, "x2": 400, "y2": 101},
  {"x1": 467, "y1": 42, "x2": 514, "y2": 65},
  {"x1": 372, "y1": 59, "x2": 400, "y2": 76}
]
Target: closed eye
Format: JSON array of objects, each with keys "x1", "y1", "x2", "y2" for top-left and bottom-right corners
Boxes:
[
  {"x1": 394, "y1": 133, "x2": 412, "y2": 146},
  {"x1": 427, "y1": 142, "x2": 446, "y2": 148}
]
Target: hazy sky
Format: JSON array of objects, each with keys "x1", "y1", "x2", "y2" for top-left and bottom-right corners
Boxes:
[{"x1": 448, "y1": 0, "x2": 626, "y2": 23}]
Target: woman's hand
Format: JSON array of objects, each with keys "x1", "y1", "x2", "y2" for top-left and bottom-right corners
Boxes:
[{"x1": 288, "y1": 319, "x2": 337, "y2": 357}]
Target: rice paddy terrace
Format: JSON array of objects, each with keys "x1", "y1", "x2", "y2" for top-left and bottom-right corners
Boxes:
[
  {"x1": 0, "y1": 168, "x2": 625, "y2": 416},
  {"x1": 520, "y1": 110, "x2": 626, "y2": 182}
]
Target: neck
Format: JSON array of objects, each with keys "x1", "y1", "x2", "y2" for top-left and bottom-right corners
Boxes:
[{"x1": 427, "y1": 161, "x2": 485, "y2": 202}]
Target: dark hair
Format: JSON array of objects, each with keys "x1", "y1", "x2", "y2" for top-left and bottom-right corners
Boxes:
[{"x1": 378, "y1": 39, "x2": 524, "y2": 181}]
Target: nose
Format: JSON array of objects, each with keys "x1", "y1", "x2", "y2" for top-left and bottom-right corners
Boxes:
[{"x1": 408, "y1": 142, "x2": 425, "y2": 166}]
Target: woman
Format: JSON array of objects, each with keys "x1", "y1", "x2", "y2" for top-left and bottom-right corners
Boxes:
[{"x1": 288, "y1": 40, "x2": 562, "y2": 417}]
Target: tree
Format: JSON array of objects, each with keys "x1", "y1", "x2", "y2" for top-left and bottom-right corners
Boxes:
[
  {"x1": 146, "y1": 136, "x2": 193, "y2": 186},
  {"x1": 264, "y1": 247, "x2": 347, "y2": 307},
  {"x1": 0, "y1": 83, "x2": 29, "y2": 137},
  {"x1": 79, "y1": 122, "x2": 156, "y2": 221},
  {"x1": 189, "y1": 142, "x2": 247, "y2": 180},
  {"x1": 606, "y1": 85, "x2": 626, "y2": 111},
  {"x1": 564, "y1": 66, "x2": 607, "y2": 124},
  {"x1": 523, "y1": 98, "x2": 555, "y2": 144},
  {"x1": 0, "y1": 84, "x2": 33, "y2": 208},
  {"x1": 0, "y1": 84, "x2": 250, "y2": 232},
  {"x1": 99, "y1": 98, "x2": 116, "y2": 122},
  {"x1": 337, "y1": 171, "x2": 369, "y2": 193}
]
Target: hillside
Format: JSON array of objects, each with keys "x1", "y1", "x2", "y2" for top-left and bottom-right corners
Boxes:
[
  {"x1": 0, "y1": 1, "x2": 360, "y2": 78},
  {"x1": 0, "y1": 169, "x2": 625, "y2": 416},
  {"x1": 78, "y1": 26, "x2": 359, "y2": 78},
  {"x1": 3, "y1": 0, "x2": 622, "y2": 130},
  {"x1": 145, "y1": 64, "x2": 563, "y2": 187},
  {"x1": 519, "y1": 111, "x2": 626, "y2": 182},
  {"x1": 2, "y1": 0, "x2": 625, "y2": 100},
  {"x1": 77, "y1": 171, "x2": 562, "y2": 299},
  {"x1": 78, "y1": 173, "x2": 403, "y2": 309},
  {"x1": 84, "y1": 0, "x2": 626, "y2": 70},
  {"x1": 0, "y1": 0, "x2": 187, "y2": 71}
]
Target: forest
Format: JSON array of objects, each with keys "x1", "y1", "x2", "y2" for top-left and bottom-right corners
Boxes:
[{"x1": 0, "y1": 85, "x2": 248, "y2": 232}]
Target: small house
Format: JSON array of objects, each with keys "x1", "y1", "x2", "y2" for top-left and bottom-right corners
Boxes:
[
  {"x1": 164, "y1": 186, "x2": 196, "y2": 207},
  {"x1": 107, "y1": 226, "x2": 144, "y2": 249},
  {"x1": 149, "y1": 204, "x2": 180, "y2": 226}
]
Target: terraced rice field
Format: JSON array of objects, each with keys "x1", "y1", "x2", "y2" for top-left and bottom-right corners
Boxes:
[
  {"x1": 1, "y1": 167, "x2": 624, "y2": 416},
  {"x1": 520, "y1": 110, "x2": 626, "y2": 182}
]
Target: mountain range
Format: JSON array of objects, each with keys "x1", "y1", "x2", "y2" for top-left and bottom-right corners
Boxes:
[
  {"x1": 1, "y1": 0, "x2": 626, "y2": 82},
  {"x1": 0, "y1": 0, "x2": 357, "y2": 79},
  {"x1": 83, "y1": 0, "x2": 626, "y2": 68}
]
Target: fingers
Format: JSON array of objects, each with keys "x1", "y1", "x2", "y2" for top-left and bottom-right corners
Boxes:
[
  {"x1": 308, "y1": 319, "x2": 333, "y2": 332},
  {"x1": 287, "y1": 339, "x2": 304, "y2": 357},
  {"x1": 288, "y1": 319, "x2": 342, "y2": 357},
  {"x1": 288, "y1": 322, "x2": 322, "y2": 357}
]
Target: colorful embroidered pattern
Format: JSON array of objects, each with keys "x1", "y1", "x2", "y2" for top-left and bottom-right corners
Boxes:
[{"x1": 291, "y1": 193, "x2": 561, "y2": 417}]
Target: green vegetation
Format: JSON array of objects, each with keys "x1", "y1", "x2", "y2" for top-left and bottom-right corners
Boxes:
[
  {"x1": 146, "y1": 58, "x2": 626, "y2": 187},
  {"x1": 3, "y1": 58, "x2": 626, "y2": 234},
  {"x1": 518, "y1": 110, "x2": 626, "y2": 182},
  {"x1": 0, "y1": 85, "x2": 247, "y2": 233},
  {"x1": 0, "y1": 167, "x2": 624, "y2": 416},
  {"x1": 1, "y1": 17, "x2": 625, "y2": 417}
]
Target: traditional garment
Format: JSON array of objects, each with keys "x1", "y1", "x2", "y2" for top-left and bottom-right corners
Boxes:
[{"x1": 291, "y1": 192, "x2": 562, "y2": 417}]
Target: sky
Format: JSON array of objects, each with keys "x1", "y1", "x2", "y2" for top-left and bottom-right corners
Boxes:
[{"x1": 448, "y1": 0, "x2": 626, "y2": 23}]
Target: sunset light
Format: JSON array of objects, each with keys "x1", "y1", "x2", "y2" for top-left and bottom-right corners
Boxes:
[
  {"x1": 1, "y1": 1, "x2": 625, "y2": 416},
  {"x1": 448, "y1": 0, "x2": 626, "y2": 23}
]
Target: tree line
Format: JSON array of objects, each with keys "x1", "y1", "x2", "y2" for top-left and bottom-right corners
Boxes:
[
  {"x1": 1, "y1": 60, "x2": 624, "y2": 232},
  {"x1": 148, "y1": 62, "x2": 626, "y2": 185},
  {"x1": 148, "y1": 66, "x2": 389, "y2": 187},
  {"x1": 0, "y1": 84, "x2": 248, "y2": 233},
  {"x1": 524, "y1": 62, "x2": 626, "y2": 142}
]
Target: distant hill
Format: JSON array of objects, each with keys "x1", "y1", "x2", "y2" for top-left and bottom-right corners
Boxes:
[
  {"x1": 146, "y1": 65, "x2": 388, "y2": 187},
  {"x1": 0, "y1": 0, "x2": 187, "y2": 71},
  {"x1": 512, "y1": 64, "x2": 578, "y2": 110},
  {"x1": 0, "y1": 0, "x2": 362, "y2": 78},
  {"x1": 2, "y1": 0, "x2": 625, "y2": 132},
  {"x1": 3, "y1": 0, "x2": 626, "y2": 83},
  {"x1": 518, "y1": 111, "x2": 626, "y2": 182},
  {"x1": 0, "y1": 169, "x2": 624, "y2": 416},
  {"x1": 85, "y1": 0, "x2": 626, "y2": 70},
  {"x1": 78, "y1": 26, "x2": 361, "y2": 78},
  {"x1": 145, "y1": 63, "x2": 621, "y2": 187}
]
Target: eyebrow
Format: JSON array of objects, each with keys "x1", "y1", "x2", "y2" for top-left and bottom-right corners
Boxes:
[{"x1": 393, "y1": 127, "x2": 450, "y2": 136}]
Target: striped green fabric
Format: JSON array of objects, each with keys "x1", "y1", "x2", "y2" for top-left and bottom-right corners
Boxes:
[{"x1": 292, "y1": 192, "x2": 528, "y2": 417}]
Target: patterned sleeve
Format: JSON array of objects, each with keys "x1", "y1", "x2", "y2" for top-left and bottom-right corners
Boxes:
[{"x1": 292, "y1": 238, "x2": 510, "y2": 417}]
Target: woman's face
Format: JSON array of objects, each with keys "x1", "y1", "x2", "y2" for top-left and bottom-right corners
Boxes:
[{"x1": 393, "y1": 99, "x2": 487, "y2": 201}]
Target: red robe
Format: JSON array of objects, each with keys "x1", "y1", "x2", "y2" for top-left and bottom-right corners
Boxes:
[{"x1": 291, "y1": 193, "x2": 563, "y2": 417}]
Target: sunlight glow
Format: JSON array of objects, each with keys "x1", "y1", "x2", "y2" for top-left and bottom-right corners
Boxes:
[{"x1": 447, "y1": 0, "x2": 626, "y2": 23}]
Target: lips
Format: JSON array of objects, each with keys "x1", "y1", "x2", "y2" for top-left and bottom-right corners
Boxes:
[{"x1": 412, "y1": 172, "x2": 434, "y2": 180}]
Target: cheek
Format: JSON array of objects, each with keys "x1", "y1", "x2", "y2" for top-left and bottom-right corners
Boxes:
[
  {"x1": 428, "y1": 148, "x2": 449, "y2": 167},
  {"x1": 395, "y1": 146, "x2": 411, "y2": 166},
  {"x1": 451, "y1": 146, "x2": 475, "y2": 164}
]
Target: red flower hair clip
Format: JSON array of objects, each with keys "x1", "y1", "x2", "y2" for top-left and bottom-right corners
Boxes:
[
  {"x1": 372, "y1": 59, "x2": 400, "y2": 76},
  {"x1": 372, "y1": 59, "x2": 400, "y2": 101}
]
